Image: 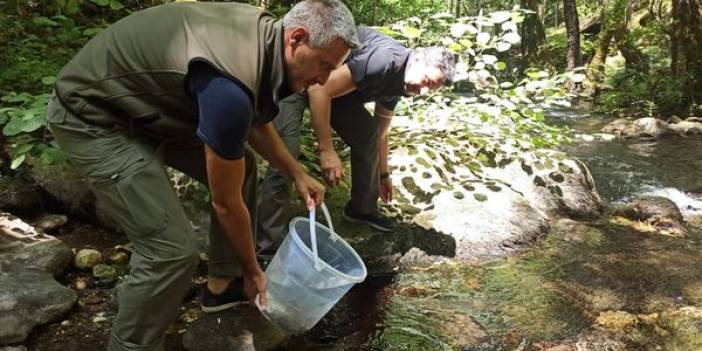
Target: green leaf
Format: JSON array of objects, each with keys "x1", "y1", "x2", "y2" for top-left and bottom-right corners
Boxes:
[
  {"x1": 109, "y1": 0, "x2": 124, "y2": 10},
  {"x1": 400, "y1": 26, "x2": 421, "y2": 39},
  {"x1": 32, "y1": 16, "x2": 59, "y2": 27},
  {"x1": 41, "y1": 76, "x2": 57, "y2": 85},
  {"x1": 10, "y1": 154, "x2": 26, "y2": 170},
  {"x1": 2, "y1": 92, "x2": 32, "y2": 104},
  {"x1": 448, "y1": 42, "x2": 463, "y2": 53},
  {"x1": 91, "y1": 0, "x2": 109, "y2": 6},
  {"x1": 3, "y1": 119, "x2": 24, "y2": 136},
  {"x1": 40, "y1": 147, "x2": 67, "y2": 165},
  {"x1": 14, "y1": 143, "x2": 34, "y2": 155},
  {"x1": 494, "y1": 62, "x2": 507, "y2": 71}
]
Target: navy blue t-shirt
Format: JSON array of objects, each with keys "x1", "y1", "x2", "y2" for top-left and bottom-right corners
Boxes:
[
  {"x1": 188, "y1": 63, "x2": 253, "y2": 160},
  {"x1": 342, "y1": 27, "x2": 411, "y2": 110}
]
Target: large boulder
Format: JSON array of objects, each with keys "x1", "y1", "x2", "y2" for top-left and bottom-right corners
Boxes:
[
  {"x1": 411, "y1": 184, "x2": 549, "y2": 258},
  {"x1": 0, "y1": 175, "x2": 42, "y2": 214},
  {"x1": 0, "y1": 212, "x2": 76, "y2": 345},
  {"x1": 620, "y1": 117, "x2": 672, "y2": 139},
  {"x1": 385, "y1": 125, "x2": 601, "y2": 259},
  {"x1": 24, "y1": 157, "x2": 119, "y2": 231},
  {"x1": 602, "y1": 118, "x2": 632, "y2": 134},
  {"x1": 481, "y1": 150, "x2": 604, "y2": 219},
  {"x1": 669, "y1": 121, "x2": 702, "y2": 136},
  {"x1": 613, "y1": 196, "x2": 687, "y2": 236}
]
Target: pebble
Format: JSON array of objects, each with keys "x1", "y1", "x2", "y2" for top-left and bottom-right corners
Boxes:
[
  {"x1": 60, "y1": 320, "x2": 70, "y2": 326},
  {"x1": 107, "y1": 251, "x2": 129, "y2": 265},
  {"x1": 75, "y1": 249, "x2": 103, "y2": 270},
  {"x1": 74, "y1": 277, "x2": 88, "y2": 290},
  {"x1": 83, "y1": 295, "x2": 103, "y2": 305},
  {"x1": 92, "y1": 264, "x2": 118, "y2": 280},
  {"x1": 32, "y1": 214, "x2": 68, "y2": 232},
  {"x1": 93, "y1": 316, "x2": 108, "y2": 323}
]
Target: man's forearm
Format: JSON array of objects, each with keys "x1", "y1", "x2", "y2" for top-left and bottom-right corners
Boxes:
[
  {"x1": 376, "y1": 107, "x2": 394, "y2": 174},
  {"x1": 212, "y1": 202, "x2": 260, "y2": 276},
  {"x1": 308, "y1": 88, "x2": 335, "y2": 152},
  {"x1": 249, "y1": 122, "x2": 305, "y2": 178}
]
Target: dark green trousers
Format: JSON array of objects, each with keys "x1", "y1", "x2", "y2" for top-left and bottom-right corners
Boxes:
[
  {"x1": 257, "y1": 94, "x2": 379, "y2": 249},
  {"x1": 47, "y1": 94, "x2": 256, "y2": 351}
]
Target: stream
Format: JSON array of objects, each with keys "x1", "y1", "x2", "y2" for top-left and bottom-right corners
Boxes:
[{"x1": 287, "y1": 110, "x2": 702, "y2": 350}]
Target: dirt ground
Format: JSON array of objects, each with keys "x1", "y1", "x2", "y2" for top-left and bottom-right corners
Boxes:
[{"x1": 23, "y1": 221, "x2": 197, "y2": 351}]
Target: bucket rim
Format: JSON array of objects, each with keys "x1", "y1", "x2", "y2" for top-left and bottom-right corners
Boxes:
[{"x1": 288, "y1": 216, "x2": 367, "y2": 283}]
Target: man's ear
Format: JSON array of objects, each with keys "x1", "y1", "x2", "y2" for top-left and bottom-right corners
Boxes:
[{"x1": 289, "y1": 27, "x2": 309, "y2": 47}]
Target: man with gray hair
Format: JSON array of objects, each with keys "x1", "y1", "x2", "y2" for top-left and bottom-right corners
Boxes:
[
  {"x1": 258, "y1": 27, "x2": 455, "y2": 253},
  {"x1": 47, "y1": 0, "x2": 358, "y2": 349}
]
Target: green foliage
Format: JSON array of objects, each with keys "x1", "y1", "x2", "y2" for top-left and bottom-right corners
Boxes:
[
  {"x1": 380, "y1": 9, "x2": 574, "y2": 150},
  {"x1": 0, "y1": 8, "x2": 110, "y2": 170},
  {"x1": 600, "y1": 68, "x2": 684, "y2": 117}
]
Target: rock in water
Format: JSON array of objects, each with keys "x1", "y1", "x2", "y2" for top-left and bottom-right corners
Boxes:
[
  {"x1": 614, "y1": 196, "x2": 687, "y2": 236},
  {"x1": 74, "y1": 248, "x2": 103, "y2": 270},
  {"x1": 0, "y1": 212, "x2": 76, "y2": 345}
]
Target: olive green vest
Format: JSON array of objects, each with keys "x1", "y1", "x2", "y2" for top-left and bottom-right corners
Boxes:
[{"x1": 55, "y1": 2, "x2": 287, "y2": 139}]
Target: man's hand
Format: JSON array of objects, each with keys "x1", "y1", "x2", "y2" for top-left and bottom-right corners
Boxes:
[
  {"x1": 294, "y1": 173, "x2": 326, "y2": 210},
  {"x1": 379, "y1": 177, "x2": 393, "y2": 204},
  {"x1": 320, "y1": 149, "x2": 344, "y2": 187},
  {"x1": 243, "y1": 268, "x2": 267, "y2": 308}
]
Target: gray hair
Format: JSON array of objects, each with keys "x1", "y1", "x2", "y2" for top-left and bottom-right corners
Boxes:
[
  {"x1": 283, "y1": 0, "x2": 361, "y2": 50},
  {"x1": 409, "y1": 47, "x2": 457, "y2": 85}
]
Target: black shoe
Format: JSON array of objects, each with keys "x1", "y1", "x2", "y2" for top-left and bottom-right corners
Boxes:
[
  {"x1": 200, "y1": 278, "x2": 248, "y2": 313},
  {"x1": 342, "y1": 203, "x2": 397, "y2": 232}
]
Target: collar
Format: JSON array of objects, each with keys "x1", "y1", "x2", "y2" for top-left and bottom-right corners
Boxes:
[{"x1": 270, "y1": 20, "x2": 292, "y2": 104}]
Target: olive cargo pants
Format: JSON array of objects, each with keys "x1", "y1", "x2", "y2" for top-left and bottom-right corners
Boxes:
[
  {"x1": 47, "y1": 95, "x2": 257, "y2": 351},
  {"x1": 257, "y1": 93, "x2": 379, "y2": 250}
]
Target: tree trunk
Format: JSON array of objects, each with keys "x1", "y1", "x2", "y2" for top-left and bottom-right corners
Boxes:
[
  {"x1": 521, "y1": 0, "x2": 546, "y2": 65},
  {"x1": 612, "y1": 23, "x2": 648, "y2": 72},
  {"x1": 671, "y1": 0, "x2": 702, "y2": 108},
  {"x1": 563, "y1": 0, "x2": 582, "y2": 70},
  {"x1": 584, "y1": 1, "x2": 614, "y2": 96}
]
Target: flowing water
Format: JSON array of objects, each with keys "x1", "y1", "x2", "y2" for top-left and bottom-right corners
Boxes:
[{"x1": 285, "y1": 110, "x2": 702, "y2": 350}]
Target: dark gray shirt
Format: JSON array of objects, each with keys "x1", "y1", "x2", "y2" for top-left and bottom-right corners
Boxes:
[{"x1": 341, "y1": 27, "x2": 411, "y2": 110}]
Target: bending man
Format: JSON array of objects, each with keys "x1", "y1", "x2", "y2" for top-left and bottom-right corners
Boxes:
[
  {"x1": 47, "y1": 1, "x2": 359, "y2": 350},
  {"x1": 258, "y1": 26, "x2": 455, "y2": 252}
]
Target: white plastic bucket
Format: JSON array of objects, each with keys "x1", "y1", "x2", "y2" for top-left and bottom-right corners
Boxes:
[{"x1": 257, "y1": 203, "x2": 367, "y2": 334}]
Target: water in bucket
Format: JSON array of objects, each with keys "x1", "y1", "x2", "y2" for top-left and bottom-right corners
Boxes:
[{"x1": 257, "y1": 203, "x2": 367, "y2": 334}]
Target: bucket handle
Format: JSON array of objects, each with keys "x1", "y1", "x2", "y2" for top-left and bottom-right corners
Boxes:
[{"x1": 309, "y1": 202, "x2": 336, "y2": 271}]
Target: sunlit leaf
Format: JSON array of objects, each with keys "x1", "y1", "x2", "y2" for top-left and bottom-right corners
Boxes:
[
  {"x1": 448, "y1": 42, "x2": 463, "y2": 53},
  {"x1": 401, "y1": 26, "x2": 422, "y2": 39},
  {"x1": 482, "y1": 55, "x2": 498, "y2": 65},
  {"x1": 494, "y1": 62, "x2": 507, "y2": 70},
  {"x1": 503, "y1": 32, "x2": 521, "y2": 44},
  {"x1": 496, "y1": 41, "x2": 511, "y2": 52},
  {"x1": 489, "y1": 11, "x2": 512, "y2": 24},
  {"x1": 501, "y1": 21, "x2": 518, "y2": 32},
  {"x1": 10, "y1": 154, "x2": 26, "y2": 170},
  {"x1": 476, "y1": 32, "x2": 491, "y2": 45}
]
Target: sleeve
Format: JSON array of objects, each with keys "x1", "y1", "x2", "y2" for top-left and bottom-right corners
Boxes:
[
  {"x1": 188, "y1": 63, "x2": 254, "y2": 160},
  {"x1": 376, "y1": 96, "x2": 400, "y2": 111},
  {"x1": 346, "y1": 49, "x2": 393, "y2": 92}
]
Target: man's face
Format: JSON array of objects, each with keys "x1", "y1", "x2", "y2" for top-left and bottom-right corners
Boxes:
[
  {"x1": 284, "y1": 28, "x2": 350, "y2": 93},
  {"x1": 404, "y1": 63, "x2": 445, "y2": 95}
]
